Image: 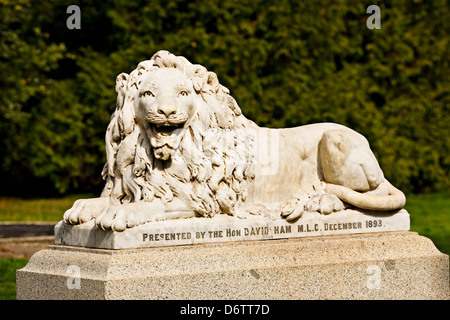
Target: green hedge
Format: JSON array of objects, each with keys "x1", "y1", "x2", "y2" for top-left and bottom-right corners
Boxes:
[{"x1": 1, "y1": 0, "x2": 448, "y2": 195}]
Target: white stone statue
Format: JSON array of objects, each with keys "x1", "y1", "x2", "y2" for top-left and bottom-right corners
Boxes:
[{"x1": 63, "y1": 50, "x2": 406, "y2": 232}]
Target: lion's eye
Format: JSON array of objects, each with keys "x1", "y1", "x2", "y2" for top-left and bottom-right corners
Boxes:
[
  {"x1": 178, "y1": 90, "x2": 188, "y2": 97},
  {"x1": 142, "y1": 91, "x2": 155, "y2": 97}
]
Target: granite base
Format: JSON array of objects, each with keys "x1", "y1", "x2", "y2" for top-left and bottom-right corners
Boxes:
[{"x1": 16, "y1": 231, "x2": 449, "y2": 300}]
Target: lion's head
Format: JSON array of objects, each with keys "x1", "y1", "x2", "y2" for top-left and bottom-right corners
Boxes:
[
  {"x1": 135, "y1": 67, "x2": 196, "y2": 160},
  {"x1": 100, "y1": 51, "x2": 256, "y2": 217}
]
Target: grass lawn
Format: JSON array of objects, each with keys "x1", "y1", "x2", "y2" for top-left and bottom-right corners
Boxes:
[
  {"x1": 0, "y1": 192, "x2": 448, "y2": 300},
  {"x1": 0, "y1": 258, "x2": 29, "y2": 300},
  {"x1": 405, "y1": 193, "x2": 450, "y2": 256},
  {"x1": 0, "y1": 194, "x2": 94, "y2": 222}
]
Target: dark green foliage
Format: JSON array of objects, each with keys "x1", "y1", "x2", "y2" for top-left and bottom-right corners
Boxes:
[{"x1": 0, "y1": 0, "x2": 448, "y2": 195}]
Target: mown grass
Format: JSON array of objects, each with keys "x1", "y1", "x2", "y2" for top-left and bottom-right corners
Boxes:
[
  {"x1": 0, "y1": 194, "x2": 95, "y2": 222},
  {"x1": 405, "y1": 192, "x2": 450, "y2": 256},
  {"x1": 0, "y1": 258, "x2": 29, "y2": 300}
]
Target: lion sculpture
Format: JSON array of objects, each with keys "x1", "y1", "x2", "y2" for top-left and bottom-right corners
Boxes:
[{"x1": 64, "y1": 50, "x2": 406, "y2": 232}]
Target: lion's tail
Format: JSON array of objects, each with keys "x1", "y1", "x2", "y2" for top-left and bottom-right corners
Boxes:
[{"x1": 325, "y1": 179, "x2": 406, "y2": 211}]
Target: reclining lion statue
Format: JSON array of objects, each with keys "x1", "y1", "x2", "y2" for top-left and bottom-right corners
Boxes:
[{"x1": 64, "y1": 50, "x2": 406, "y2": 232}]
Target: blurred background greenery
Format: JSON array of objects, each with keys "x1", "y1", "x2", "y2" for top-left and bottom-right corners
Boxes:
[{"x1": 0, "y1": 0, "x2": 448, "y2": 196}]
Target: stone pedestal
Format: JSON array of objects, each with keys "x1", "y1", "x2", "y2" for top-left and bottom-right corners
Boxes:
[{"x1": 16, "y1": 231, "x2": 449, "y2": 300}]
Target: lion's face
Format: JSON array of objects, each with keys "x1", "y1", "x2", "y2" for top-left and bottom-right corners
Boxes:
[{"x1": 135, "y1": 68, "x2": 197, "y2": 160}]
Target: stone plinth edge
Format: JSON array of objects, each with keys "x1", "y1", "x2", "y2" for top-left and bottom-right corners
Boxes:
[{"x1": 54, "y1": 209, "x2": 410, "y2": 249}]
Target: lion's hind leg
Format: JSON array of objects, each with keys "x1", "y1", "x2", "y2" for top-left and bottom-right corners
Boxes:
[
  {"x1": 319, "y1": 129, "x2": 406, "y2": 211},
  {"x1": 319, "y1": 128, "x2": 385, "y2": 192}
]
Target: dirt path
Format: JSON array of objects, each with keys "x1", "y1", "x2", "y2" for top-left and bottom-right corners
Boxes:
[{"x1": 0, "y1": 222, "x2": 55, "y2": 258}]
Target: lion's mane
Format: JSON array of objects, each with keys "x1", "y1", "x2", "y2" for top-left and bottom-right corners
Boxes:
[{"x1": 100, "y1": 50, "x2": 256, "y2": 217}]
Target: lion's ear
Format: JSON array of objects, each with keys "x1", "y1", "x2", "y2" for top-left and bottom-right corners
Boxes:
[
  {"x1": 115, "y1": 73, "x2": 129, "y2": 93},
  {"x1": 115, "y1": 73, "x2": 129, "y2": 111},
  {"x1": 190, "y1": 65, "x2": 208, "y2": 92},
  {"x1": 227, "y1": 96, "x2": 242, "y2": 116},
  {"x1": 207, "y1": 72, "x2": 220, "y2": 93}
]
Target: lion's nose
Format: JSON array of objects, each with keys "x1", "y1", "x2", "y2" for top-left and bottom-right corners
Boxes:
[{"x1": 157, "y1": 104, "x2": 177, "y2": 118}]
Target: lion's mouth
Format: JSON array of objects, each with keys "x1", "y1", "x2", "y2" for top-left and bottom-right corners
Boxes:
[
  {"x1": 150, "y1": 122, "x2": 185, "y2": 137},
  {"x1": 148, "y1": 122, "x2": 186, "y2": 160}
]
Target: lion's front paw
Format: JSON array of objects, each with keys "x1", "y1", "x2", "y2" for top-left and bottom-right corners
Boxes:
[
  {"x1": 95, "y1": 205, "x2": 136, "y2": 232},
  {"x1": 305, "y1": 193, "x2": 344, "y2": 215},
  {"x1": 280, "y1": 198, "x2": 304, "y2": 222},
  {"x1": 63, "y1": 197, "x2": 109, "y2": 225}
]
